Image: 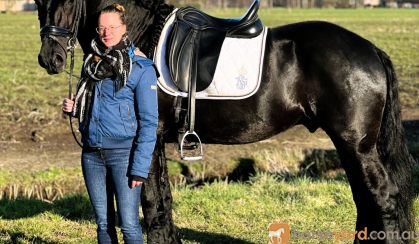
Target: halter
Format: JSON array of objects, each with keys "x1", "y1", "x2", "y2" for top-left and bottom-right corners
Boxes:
[{"x1": 39, "y1": 0, "x2": 84, "y2": 147}]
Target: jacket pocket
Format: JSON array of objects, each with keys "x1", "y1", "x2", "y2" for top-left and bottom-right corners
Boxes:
[
  {"x1": 119, "y1": 103, "x2": 137, "y2": 135},
  {"x1": 100, "y1": 102, "x2": 123, "y2": 137}
]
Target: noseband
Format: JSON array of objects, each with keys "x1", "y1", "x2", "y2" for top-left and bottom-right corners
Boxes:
[
  {"x1": 39, "y1": 0, "x2": 82, "y2": 53},
  {"x1": 39, "y1": 0, "x2": 84, "y2": 147},
  {"x1": 41, "y1": 25, "x2": 73, "y2": 37}
]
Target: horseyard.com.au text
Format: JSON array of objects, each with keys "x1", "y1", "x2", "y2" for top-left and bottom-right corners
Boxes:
[
  {"x1": 292, "y1": 228, "x2": 419, "y2": 241},
  {"x1": 268, "y1": 223, "x2": 419, "y2": 243}
]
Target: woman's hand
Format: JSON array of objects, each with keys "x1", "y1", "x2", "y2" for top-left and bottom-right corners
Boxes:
[
  {"x1": 131, "y1": 180, "x2": 143, "y2": 188},
  {"x1": 62, "y1": 98, "x2": 74, "y2": 113}
]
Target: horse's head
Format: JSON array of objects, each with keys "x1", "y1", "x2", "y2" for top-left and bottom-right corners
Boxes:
[{"x1": 35, "y1": 0, "x2": 83, "y2": 74}]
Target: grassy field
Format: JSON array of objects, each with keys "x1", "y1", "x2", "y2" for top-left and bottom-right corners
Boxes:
[
  {"x1": 0, "y1": 8, "x2": 418, "y2": 243},
  {"x1": 0, "y1": 170, "x2": 418, "y2": 243},
  {"x1": 1, "y1": 175, "x2": 356, "y2": 243}
]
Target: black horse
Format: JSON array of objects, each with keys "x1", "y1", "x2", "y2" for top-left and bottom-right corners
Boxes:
[{"x1": 35, "y1": 0, "x2": 415, "y2": 243}]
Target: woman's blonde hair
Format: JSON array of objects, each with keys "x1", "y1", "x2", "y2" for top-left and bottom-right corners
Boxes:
[{"x1": 101, "y1": 3, "x2": 127, "y2": 24}]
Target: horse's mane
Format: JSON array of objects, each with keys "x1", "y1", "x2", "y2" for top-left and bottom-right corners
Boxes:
[{"x1": 138, "y1": 0, "x2": 174, "y2": 57}]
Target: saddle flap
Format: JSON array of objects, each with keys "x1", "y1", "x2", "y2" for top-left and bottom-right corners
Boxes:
[
  {"x1": 167, "y1": 13, "x2": 224, "y2": 93},
  {"x1": 167, "y1": 20, "x2": 196, "y2": 92}
]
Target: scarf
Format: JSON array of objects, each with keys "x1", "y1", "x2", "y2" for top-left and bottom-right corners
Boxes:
[{"x1": 72, "y1": 34, "x2": 132, "y2": 123}]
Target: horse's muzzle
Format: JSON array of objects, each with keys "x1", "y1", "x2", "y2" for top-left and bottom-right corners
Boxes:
[{"x1": 38, "y1": 52, "x2": 66, "y2": 74}]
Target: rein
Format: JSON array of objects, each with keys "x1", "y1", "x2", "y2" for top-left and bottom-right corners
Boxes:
[{"x1": 40, "y1": 0, "x2": 83, "y2": 148}]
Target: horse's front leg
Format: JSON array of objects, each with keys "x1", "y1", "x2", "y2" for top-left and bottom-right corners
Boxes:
[{"x1": 141, "y1": 134, "x2": 181, "y2": 244}]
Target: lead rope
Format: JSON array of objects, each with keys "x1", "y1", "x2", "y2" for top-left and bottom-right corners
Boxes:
[{"x1": 67, "y1": 37, "x2": 83, "y2": 148}]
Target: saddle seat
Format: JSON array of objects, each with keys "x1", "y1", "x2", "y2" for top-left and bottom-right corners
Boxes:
[
  {"x1": 167, "y1": 0, "x2": 263, "y2": 93},
  {"x1": 176, "y1": 0, "x2": 262, "y2": 37}
]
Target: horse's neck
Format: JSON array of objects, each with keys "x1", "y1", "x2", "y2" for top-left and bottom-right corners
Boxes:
[
  {"x1": 124, "y1": 2, "x2": 174, "y2": 57},
  {"x1": 126, "y1": 8, "x2": 155, "y2": 51}
]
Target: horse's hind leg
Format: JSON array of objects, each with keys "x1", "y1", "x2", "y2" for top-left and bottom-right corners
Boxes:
[
  {"x1": 320, "y1": 82, "x2": 413, "y2": 243},
  {"x1": 331, "y1": 136, "x2": 401, "y2": 243}
]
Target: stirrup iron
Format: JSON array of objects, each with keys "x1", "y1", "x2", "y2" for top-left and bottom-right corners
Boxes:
[{"x1": 179, "y1": 131, "x2": 203, "y2": 161}]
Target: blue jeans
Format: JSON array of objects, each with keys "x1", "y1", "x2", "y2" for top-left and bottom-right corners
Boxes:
[{"x1": 82, "y1": 147, "x2": 143, "y2": 244}]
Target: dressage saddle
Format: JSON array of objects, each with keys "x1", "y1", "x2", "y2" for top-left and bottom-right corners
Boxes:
[
  {"x1": 167, "y1": 0, "x2": 263, "y2": 92},
  {"x1": 166, "y1": 0, "x2": 263, "y2": 160}
]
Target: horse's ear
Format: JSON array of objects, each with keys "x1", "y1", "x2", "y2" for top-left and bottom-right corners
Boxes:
[
  {"x1": 34, "y1": 0, "x2": 48, "y2": 27},
  {"x1": 34, "y1": 0, "x2": 47, "y2": 6},
  {"x1": 136, "y1": 0, "x2": 163, "y2": 10}
]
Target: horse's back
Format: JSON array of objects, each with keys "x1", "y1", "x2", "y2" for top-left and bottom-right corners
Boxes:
[
  {"x1": 266, "y1": 21, "x2": 387, "y2": 133},
  {"x1": 269, "y1": 21, "x2": 384, "y2": 66}
]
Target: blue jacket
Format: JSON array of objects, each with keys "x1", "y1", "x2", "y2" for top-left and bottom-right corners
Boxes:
[{"x1": 80, "y1": 48, "x2": 158, "y2": 179}]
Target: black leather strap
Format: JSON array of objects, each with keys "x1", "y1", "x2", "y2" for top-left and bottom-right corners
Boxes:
[
  {"x1": 187, "y1": 30, "x2": 199, "y2": 133},
  {"x1": 40, "y1": 26, "x2": 73, "y2": 38}
]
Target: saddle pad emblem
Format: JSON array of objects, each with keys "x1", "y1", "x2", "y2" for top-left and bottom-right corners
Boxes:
[
  {"x1": 154, "y1": 9, "x2": 267, "y2": 100},
  {"x1": 235, "y1": 67, "x2": 248, "y2": 90}
]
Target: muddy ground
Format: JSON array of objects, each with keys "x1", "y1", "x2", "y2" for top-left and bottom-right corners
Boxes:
[{"x1": 1, "y1": 110, "x2": 418, "y2": 174}]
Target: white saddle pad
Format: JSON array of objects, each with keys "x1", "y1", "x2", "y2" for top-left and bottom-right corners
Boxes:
[{"x1": 153, "y1": 9, "x2": 267, "y2": 100}]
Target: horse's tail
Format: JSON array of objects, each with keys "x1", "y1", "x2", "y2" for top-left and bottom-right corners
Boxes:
[{"x1": 375, "y1": 48, "x2": 415, "y2": 232}]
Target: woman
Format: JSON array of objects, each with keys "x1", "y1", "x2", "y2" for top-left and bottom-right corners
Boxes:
[{"x1": 62, "y1": 3, "x2": 158, "y2": 243}]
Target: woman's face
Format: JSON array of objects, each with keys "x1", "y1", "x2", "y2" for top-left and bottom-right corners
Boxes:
[{"x1": 98, "y1": 12, "x2": 127, "y2": 48}]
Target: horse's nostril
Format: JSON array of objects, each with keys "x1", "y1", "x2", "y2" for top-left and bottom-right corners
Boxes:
[
  {"x1": 54, "y1": 54, "x2": 65, "y2": 68},
  {"x1": 38, "y1": 54, "x2": 48, "y2": 69}
]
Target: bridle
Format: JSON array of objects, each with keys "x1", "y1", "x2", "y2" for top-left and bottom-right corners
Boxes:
[{"x1": 39, "y1": 0, "x2": 84, "y2": 147}]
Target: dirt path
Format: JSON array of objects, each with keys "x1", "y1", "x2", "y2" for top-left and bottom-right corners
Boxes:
[{"x1": 1, "y1": 117, "x2": 418, "y2": 173}]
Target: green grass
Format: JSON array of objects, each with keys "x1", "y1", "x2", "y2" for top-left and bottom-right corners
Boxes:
[
  {"x1": 0, "y1": 173, "x2": 418, "y2": 243},
  {"x1": 0, "y1": 167, "x2": 84, "y2": 201},
  {"x1": 0, "y1": 167, "x2": 83, "y2": 188},
  {"x1": 0, "y1": 12, "x2": 84, "y2": 140},
  {"x1": 0, "y1": 196, "x2": 97, "y2": 243},
  {"x1": 173, "y1": 174, "x2": 358, "y2": 244}
]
